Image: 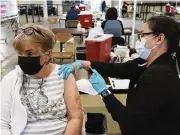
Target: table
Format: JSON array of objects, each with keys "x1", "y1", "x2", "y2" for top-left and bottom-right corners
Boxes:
[
  {"x1": 77, "y1": 79, "x2": 128, "y2": 95},
  {"x1": 52, "y1": 28, "x2": 89, "y2": 36},
  {"x1": 176, "y1": 19, "x2": 180, "y2": 25},
  {"x1": 123, "y1": 28, "x2": 140, "y2": 45},
  {"x1": 52, "y1": 28, "x2": 89, "y2": 52},
  {"x1": 52, "y1": 27, "x2": 140, "y2": 45},
  {"x1": 80, "y1": 87, "x2": 128, "y2": 95}
]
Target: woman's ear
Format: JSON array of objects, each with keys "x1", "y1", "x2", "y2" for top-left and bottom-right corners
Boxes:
[
  {"x1": 156, "y1": 33, "x2": 165, "y2": 45},
  {"x1": 46, "y1": 50, "x2": 52, "y2": 63},
  {"x1": 48, "y1": 50, "x2": 52, "y2": 55}
]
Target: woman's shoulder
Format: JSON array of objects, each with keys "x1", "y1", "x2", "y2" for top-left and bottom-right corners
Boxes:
[
  {"x1": 106, "y1": 20, "x2": 122, "y2": 25},
  {"x1": 1, "y1": 64, "x2": 24, "y2": 82},
  {"x1": 143, "y1": 62, "x2": 178, "y2": 81},
  {"x1": 50, "y1": 64, "x2": 64, "y2": 79},
  {"x1": 1, "y1": 68, "x2": 19, "y2": 97},
  {"x1": 1, "y1": 68, "x2": 18, "y2": 82},
  {"x1": 102, "y1": 20, "x2": 107, "y2": 24},
  {"x1": 52, "y1": 64, "x2": 61, "y2": 72}
]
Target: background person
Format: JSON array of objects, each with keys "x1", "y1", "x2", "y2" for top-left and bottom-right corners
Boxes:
[
  {"x1": 101, "y1": 7, "x2": 124, "y2": 37},
  {"x1": 101, "y1": 0, "x2": 106, "y2": 13},
  {"x1": 122, "y1": 1, "x2": 128, "y2": 18},
  {"x1": 66, "y1": 5, "x2": 80, "y2": 21}
]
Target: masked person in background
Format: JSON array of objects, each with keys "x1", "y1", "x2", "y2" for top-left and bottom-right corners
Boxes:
[
  {"x1": 0, "y1": 24, "x2": 83, "y2": 135},
  {"x1": 101, "y1": 0, "x2": 106, "y2": 13},
  {"x1": 59, "y1": 16, "x2": 180, "y2": 135}
]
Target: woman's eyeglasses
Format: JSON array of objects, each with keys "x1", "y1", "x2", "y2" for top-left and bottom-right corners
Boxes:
[
  {"x1": 17, "y1": 27, "x2": 44, "y2": 37},
  {"x1": 137, "y1": 32, "x2": 154, "y2": 41}
]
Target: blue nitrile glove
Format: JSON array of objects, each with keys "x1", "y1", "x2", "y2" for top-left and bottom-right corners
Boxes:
[
  {"x1": 89, "y1": 69, "x2": 108, "y2": 94},
  {"x1": 58, "y1": 60, "x2": 83, "y2": 80},
  {"x1": 75, "y1": 60, "x2": 84, "y2": 70}
]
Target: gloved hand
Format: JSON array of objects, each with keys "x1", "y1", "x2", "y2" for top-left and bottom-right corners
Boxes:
[
  {"x1": 74, "y1": 60, "x2": 84, "y2": 70},
  {"x1": 58, "y1": 60, "x2": 83, "y2": 80},
  {"x1": 89, "y1": 69, "x2": 108, "y2": 94}
]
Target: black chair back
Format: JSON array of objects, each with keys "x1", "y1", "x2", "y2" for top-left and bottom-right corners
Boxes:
[{"x1": 112, "y1": 36, "x2": 125, "y2": 47}]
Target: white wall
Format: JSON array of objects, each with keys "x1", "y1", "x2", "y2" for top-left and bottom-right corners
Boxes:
[
  {"x1": 18, "y1": 0, "x2": 63, "y2": 15},
  {"x1": 91, "y1": 0, "x2": 102, "y2": 12},
  {"x1": 52, "y1": 0, "x2": 63, "y2": 15},
  {"x1": 1, "y1": 0, "x2": 18, "y2": 19},
  {"x1": 18, "y1": 0, "x2": 44, "y2": 4},
  {"x1": 106, "y1": 0, "x2": 111, "y2": 7}
]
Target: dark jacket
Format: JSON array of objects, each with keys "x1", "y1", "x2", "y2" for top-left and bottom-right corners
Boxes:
[
  {"x1": 101, "y1": 20, "x2": 124, "y2": 37},
  {"x1": 90, "y1": 53, "x2": 180, "y2": 135},
  {"x1": 66, "y1": 9, "x2": 80, "y2": 20}
]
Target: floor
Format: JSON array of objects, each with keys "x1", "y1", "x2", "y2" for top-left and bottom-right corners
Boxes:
[{"x1": 81, "y1": 94, "x2": 127, "y2": 135}]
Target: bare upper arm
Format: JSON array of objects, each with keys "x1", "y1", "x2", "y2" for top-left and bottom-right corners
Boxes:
[{"x1": 64, "y1": 74, "x2": 83, "y2": 119}]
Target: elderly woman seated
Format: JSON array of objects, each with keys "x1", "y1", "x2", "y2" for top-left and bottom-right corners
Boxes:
[{"x1": 1, "y1": 24, "x2": 83, "y2": 135}]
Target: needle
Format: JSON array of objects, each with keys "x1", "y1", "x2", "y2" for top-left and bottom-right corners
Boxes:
[
  {"x1": 89, "y1": 66, "x2": 93, "y2": 72},
  {"x1": 112, "y1": 80, "x2": 116, "y2": 88}
]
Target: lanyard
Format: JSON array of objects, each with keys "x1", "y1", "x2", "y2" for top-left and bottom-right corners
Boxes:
[
  {"x1": 176, "y1": 58, "x2": 180, "y2": 76},
  {"x1": 172, "y1": 52, "x2": 180, "y2": 77}
]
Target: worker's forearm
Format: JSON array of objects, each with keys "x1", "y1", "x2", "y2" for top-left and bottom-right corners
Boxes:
[
  {"x1": 64, "y1": 118, "x2": 82, "y2": 135},
  {"x1": 90, "y1": 58, "x2": 145, "y2": 79},
  {"x1": 103, "y1": 94, "x2": 126, "y2": 124}
]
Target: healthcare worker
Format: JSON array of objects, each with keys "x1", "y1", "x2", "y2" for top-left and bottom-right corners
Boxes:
[{"x1": 59, "y1": 16, "x2": 180, "y2": 135}]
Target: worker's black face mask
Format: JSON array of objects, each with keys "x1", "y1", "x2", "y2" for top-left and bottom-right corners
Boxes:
[{"x1": 18, "y1": 56, "x2": 44, "y2": 75}]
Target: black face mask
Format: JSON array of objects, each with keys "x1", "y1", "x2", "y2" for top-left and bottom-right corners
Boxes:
[{"x1": 18, "y1": 56, "x2": 44, "y2": 75}]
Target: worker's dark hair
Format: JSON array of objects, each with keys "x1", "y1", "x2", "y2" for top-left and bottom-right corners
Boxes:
[
  {"x1": 105, "y1": 7, "x2": 118, "y2": 20},
  {"x1": 147, "y1": 16, "x2": 180, "y2": 54},
  {"x1": 71, "y1": 5, "x2": 75, "y2": 9}
]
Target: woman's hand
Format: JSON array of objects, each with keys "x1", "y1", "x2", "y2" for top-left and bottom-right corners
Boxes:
[
  {"x1": 89, "y1": 69, "x2": 108, "y2": 94},
  {"x1": 58, "y1": 60, "x2": 91, "y2": 80}
]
